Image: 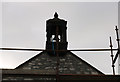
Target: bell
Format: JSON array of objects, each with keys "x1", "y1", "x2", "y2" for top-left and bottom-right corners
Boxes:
[
  {"x1": 53, "y1": 35, "x2": 60, "y2": 42},
  {"x1": 53, "y1": 36, "x2": 56, "y2": 40}
]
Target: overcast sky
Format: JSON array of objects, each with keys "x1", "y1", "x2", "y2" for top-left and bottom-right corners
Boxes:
[{"x1": 0, "y1": 1, "x2": 119, "y2": 75}]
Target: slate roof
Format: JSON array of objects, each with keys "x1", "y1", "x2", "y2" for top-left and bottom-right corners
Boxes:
[{"x1": 15, "y1": 51, "x2": 104, "y2": 75}]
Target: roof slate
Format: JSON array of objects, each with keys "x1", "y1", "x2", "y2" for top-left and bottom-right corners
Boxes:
[{"x1": 15, "y1": 51, "x2": 104, "y2": 75}]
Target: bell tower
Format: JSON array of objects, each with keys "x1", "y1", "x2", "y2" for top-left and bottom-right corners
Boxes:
[{"x1": 46, "y1": 12, "x2": 68, "y2": 54}]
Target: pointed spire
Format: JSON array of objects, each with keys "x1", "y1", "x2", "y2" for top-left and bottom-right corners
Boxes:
[{"x1": 54, "y1": 12, "x2": 58, "y2": 18}]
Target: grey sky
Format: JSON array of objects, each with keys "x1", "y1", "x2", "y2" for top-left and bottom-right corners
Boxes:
[{"x1": 0, "y1": 2, "x2": 119, "y2": 74}]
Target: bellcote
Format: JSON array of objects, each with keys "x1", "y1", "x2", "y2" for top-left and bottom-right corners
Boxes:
[{"x1": 46, "y1": 12, "x2": 68, "y2": 55}]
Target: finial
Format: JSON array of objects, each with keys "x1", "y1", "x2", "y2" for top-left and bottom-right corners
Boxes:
[{"x1": 54, "y1": 12, "x2": 58, "y2": 18}]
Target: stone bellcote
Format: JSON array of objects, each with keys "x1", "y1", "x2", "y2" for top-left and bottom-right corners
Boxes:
[{"x1": 46, "y1": 12, "x2": 68, "y2": 54}]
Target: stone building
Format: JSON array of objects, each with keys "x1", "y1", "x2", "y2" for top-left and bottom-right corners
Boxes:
[{"x1": 2, "y1": 13, "x2": 120, "y2": 82}]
